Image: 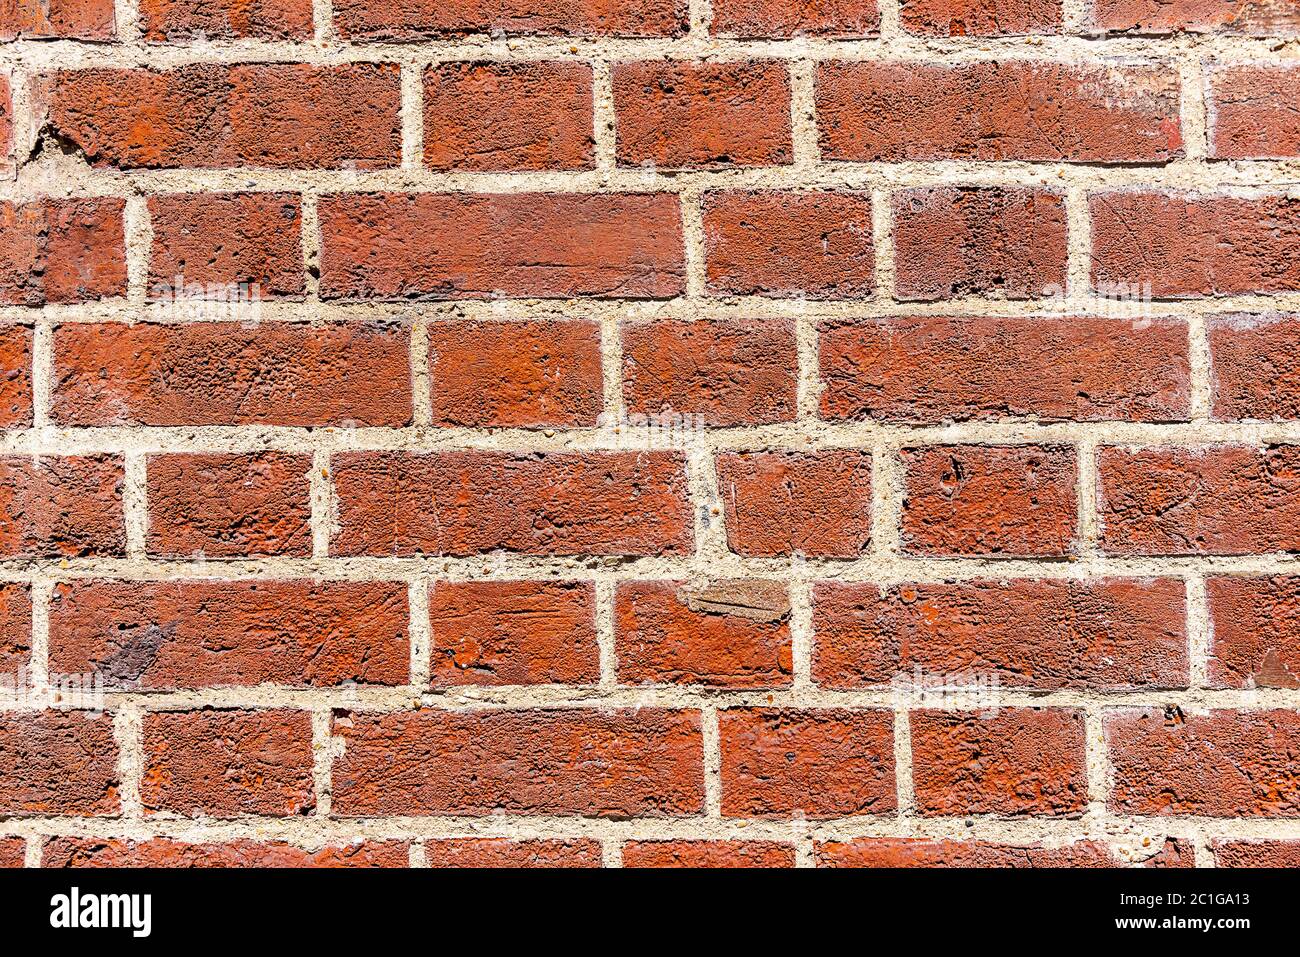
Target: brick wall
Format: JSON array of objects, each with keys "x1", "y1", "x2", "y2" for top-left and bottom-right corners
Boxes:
[{"x1": 0, "y1": 0, "x2": 1297, "y2": 868}]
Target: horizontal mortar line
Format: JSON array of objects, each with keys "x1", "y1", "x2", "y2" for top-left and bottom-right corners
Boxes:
[
  {"x1": 4, "y1": 814, "x2": 1300, "y2": 845},
  {"x1": 6, "y1": 420, "x2": 1300, "y2": 454},
  {"x1": 10, "y1": 292, "x2": 1300, "y2": 326},
  {"x1": 0, "y1": 552, "x2": 1298, "y2": 583},
  {"x1": 4, "y1": 685, "x2": 1300, "y2": 712},
  {"x1": 1, "y1": 33, "x2": 1298, "y2": 67},
  {"x1": 7, "y1": 159, "x2": 1300, "y2": 199}
]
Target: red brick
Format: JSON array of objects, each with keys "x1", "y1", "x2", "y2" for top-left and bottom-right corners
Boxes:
[
  {"x1": 139, "y1": 0, "x2": 314, "y2": 39},
  {"x1": 429, "y1": 581, "x2": 598, "y2": 687},
  {"x1": 893, "y1": 188, "x2": 1067, "y2": 301},
  {"x1": 52, "y1": 321, "x2": 412, "y2": 428},
  {"x1": 816, "y1": 837, "x2": 1190, "y2": 867},
  {"x1": 1088, "y1": 0, "x2": 1300, "y2": 34},
  {"x1": 424, "y1": 62, "x2": 594, "y2": 172},
  {"x1": 1209, "y1": 66, "x2": 1300, "y2": 159},
  {"x1": 1210, "y1": 314, "x2": 1300, "y2": 421},
  {"x1": 702, "y1": 191, "x2": 874, "y2": 299},
  {"x1": 0, "y1": 583, "x2": 30, "y2": 679},
  {"x1": 819, "y1": 62, "x2": 1179, "y2": 163},
  {"x1": 716, "y1": 450, "x2": 873, "y2": 557},
  {"x1": 318, "y1": 192, "x2": 684, "y2": 300},
  {"x1": 1098, "y1": 445, "x2": 1300, "y2": 555},
  {"x1": 900, "y1": 444, "x2": 1078, "y2": 557},
  {"x1": 1206, "y1": 576, "x2": 1300, "y2": 689},
  {"x1": 1091, "y1": 192, "x2": 1300, "y2": 297},
  {"x1": 0, "y1": 838, "x2": 23, "y2": 867},
  {"x1": 621, "y1": 318, "x2": 796, "y2": 426},
  {"x1": 1107, "y1": 708, "x2": 1300, "y2": 816},
  {"x1": 0, "y1": 711, "x2": 119, "y2": 816},
  {"x1": 1213, "y1": 840, "x2": 1300, "y2": 867},
  {"x1": 42, "y1": 837, "x2": 408, "y2": 867},
  {"x1": 41, "y1": 65, "x2": 401, "y2": 170},
  {"x1": 710, "y1": 0, "x2": 879, "y2": 35},
  {"x1": 330, "y1": 708, "x2": 704, "y2": 817},
  {"x1": 911, "y1": 708, "x2": 1088, "y2": 817},
  {"x1": 333, "y1": 451, "x2": 692, "y2": 557},
  {"x1": 623, "y1": 840, "x2": 796, "y2": 867},
  {"x1": 0, "y1": 74, "x2": 11, "y2": 168},
  {"x1": 0, "y1": 455, "x2": 125, "y2": 559},
  {"x1": 146, "y1": 452, "x2": 312, "y2": 558},
  {"x1": 615, "y1": 580, "x2": 793, "y2": 688},
  {"x1": 0, "y1": 0, "x2": 115, "y2": 39},
  {"x1": 899, "y1": 0, "x2": 1061, "y2": 34},
  {"x1": 49, "y1": 580, "x2": 410, "y2": 690},
  {"x1": 424, "y1": 839, "x2": 602, "y2": 867},
  {"x1": 813, "y1": 579, "x2": 1189, "y2": 691},
  {"x1": 147, "y1": 193, "x2": 303, "y2": 298},
  {"x1": 612, "y1": 61, "x2": 792, "y2": 169},
  {"x1": 820, "y1": 316, "x2": 1191, "y2": 424},
  {"x1": 429, "y1": 320, "x2": 602, "y2": 428},
  {"x1": 719, "y1": 708, "x2": 895, "y2": 818},
  {"x1": 0, "y1": 323, "x2": 32, "y2": 429},
  {"x1": 332, "y1": 0, "x2": 688, "y2": 38},
  {"x1": 141, "y1": 709, "x2": 314, "y2": 817},
  {"x1": 0, "y1": 198, "x2": 126, "y2": 306}
]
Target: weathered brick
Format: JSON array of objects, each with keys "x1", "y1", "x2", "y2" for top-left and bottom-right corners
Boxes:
[
  {"x1": 716, "y1": 450, "x2": 873, "y2": 557},
  {"x1": 1107, "y1": 709, "x2": 1300, "y2": 816},
  {"x1": 0, "y1": 323, "x2": 32, "y2": 429},
  {"x1": 622, "y1": 840, "x2": 796, "y2": 867},
  {"x1": 612, "y1": 61, "x2": 792, "y2": 169},
  {"x1": 0, "y1": 455, "x2": 125, "y2": 559},
  {"x1": 318, "y1": 192, "x2": 685, "y2": 300},
  {"x1": 0, "y1": 0, "x2": 115, "y2": 39},
  {"x1": 900, "y1": 444, "x2": 1078, "y2": 557},
  {"x1": 41, "y1": 65, "x2": 401, "y2": 170},
  {"x1": 1209, "y1": 66, "x2": 1300, "y2": 159},
  {"x1": 615, "y1": 580, "x2": 793, "y2": 688},
  {"x1": 813, "y1": 579, "x2": 1189, "y2": 690},
  {"x1": 711, "y1": 0, "x2": 879, "y2": 34},
  {"x1": 893, "y1": 188, "x2": 1067, "y2": 300},
  {"x1": 429, "y1": 581, "x2": 598, "y2": 687},
  {"x1": 139, "y1": 0, "x2": 314, "y2": 39},
  {"x1": 429, "y1": 320, "x2": 602, "y2": 428},
  {"x1": 0, "y1": 199, "x2": 126, "y2": 305},
  {"x1": 1091, "y1": 192, "x2": 1300, "y2": 297},
  {"x1": 42, "y1": 837, "x2": 408, "y2": 867},
  {"x1": 53, "y1": 321, "x2": 412, "y2": 428},
  {"x1": 424, "y1": 839, "x2": 602, "y2": 867},
  {"x1": 1088, "y1": 0, "x2": 1300, "y2": 34},
  {"x1": 332, "y1": 0, "x2": 688, "y2": 38},
  {"x1": 621, "y1": 318, "x2": 797, "y2": 425},
  {"x1": 1206, "y1": 576, "x2": 1300, "y2": 689},
  {"x1": 1209, "y1": 314, "x2": 1300, "y2": 421},
  {"x1": 141, "y1": 709, "x2": 315, "y2": 817},
  {"x1": 819, "y1": 62, "x2": 1179, "y2": 163},
  {"x1": 899, "y1": 0, "x2": 1061, "y2": 34},
  {"x1": 820, "y1": 316, "x2": 1191, "y2": 424},
  {"x1": 146, "y1": 452, "x2": 312, "y2": 558},
  {"x1": 1099, "y1": 445, "x2": 1300, "y2": 555},
  {"x1": 719, "y1": 708, "x2": 895, "y2": 818},
  {"x1": 332, "y1": 451, "x2": 692, "y2": 557},
  {"x1": 911, "y1": 709, "x2": 1088, "y2": 817},
  {"x1": 0, "y1": 712, "x2": 119, "y2": 816},
  {"x1": 702, "y1": 191, "x2": 874, "y2": 299},
  {"x1": 148, "y1": 193, "x2": 304, "y2": 298},
  {"x1": 424, "y1": 62, "x2": 594, "y2": 171},
  {"x1": 331, "y1": 708, "x2": 704, "y2": 817},
  {"x1": 1213, "y1": 840, "x2": 1300, "y2": 867},
  {"x1": 49, "y1": 580, "x2": 410, "y2": 689},
  {"x1": 0, "y1": 583, "x2": 30, "y2": 680},
  {"x1": 816, "y1": 837, "x2": 1190, "y2": 867}
]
